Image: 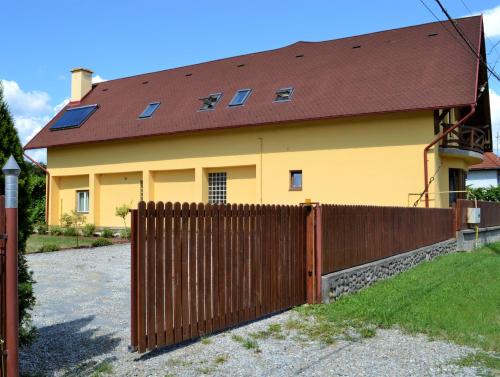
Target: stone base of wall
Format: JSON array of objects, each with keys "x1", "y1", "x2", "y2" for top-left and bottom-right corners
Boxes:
[
  {"x1": 457, "y1": 226, "x2": 500, "y2": 251},
  {"x1": 321, "y1": 239, "x2": 457, "y2": 303}
]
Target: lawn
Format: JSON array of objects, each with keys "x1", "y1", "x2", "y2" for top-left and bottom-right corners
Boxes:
[
  {"x1": 298, "y1": 243, "x2": 500, "y2": 352},
  {"x1": 26, "y1": 234, "x2": 96, "y2": 253}
]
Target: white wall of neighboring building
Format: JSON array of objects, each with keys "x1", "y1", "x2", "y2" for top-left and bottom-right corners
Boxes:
[{"x1": 467, "y1": 170, "x2": 499, "y2": 188}]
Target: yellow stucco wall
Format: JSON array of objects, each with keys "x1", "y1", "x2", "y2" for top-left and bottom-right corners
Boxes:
[
  {"x1": 51, "y1": 175, "x2": 89, "y2": 224},
  {"x1": 45, "y1": 111, "x2": 477, "y2": 227}
]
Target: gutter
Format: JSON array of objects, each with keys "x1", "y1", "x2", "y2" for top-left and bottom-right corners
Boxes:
[
  {"x1": 23, "y1": 152, "x2": 50, "y2": 223},
  {"x1": 423, "y1": 104, "x2": 476, "y2": 208}
]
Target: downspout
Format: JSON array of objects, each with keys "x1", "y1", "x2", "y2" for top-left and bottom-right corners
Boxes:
[
  {"x1": 23, "y1": 152, "x2": 50, "y2": 223},
  {"x1": 423, "y1": 104, "x2": 476, "y2": 207}
]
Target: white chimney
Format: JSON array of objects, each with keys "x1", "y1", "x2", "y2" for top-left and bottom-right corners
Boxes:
[{"x1": 70, "y1": 67, "x2": 93, "y2": 102}]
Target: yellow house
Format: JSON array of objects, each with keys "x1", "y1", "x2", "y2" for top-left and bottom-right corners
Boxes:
[{"x1": 25, "y1": 16, "x2": 493, "y2": 228}]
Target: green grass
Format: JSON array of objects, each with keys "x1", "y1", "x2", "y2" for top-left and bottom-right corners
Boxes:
[
  {"x1": 231, "y1": 334, "x2": 261, "y2": 352},
  {"x1": 27, "y1": 234, "x2": 95, "y2": 253},
  {"x1": 298, "y1": 243, "x2": 500, "y2": 352},
  {"x1": 90, "y1": 361, "x2": 113, "y2": 377},
  {"x1": 453, "y1": 352, "x2": 500, "y2": 376}
]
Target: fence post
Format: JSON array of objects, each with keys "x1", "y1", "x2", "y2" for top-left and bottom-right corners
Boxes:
[
  {"x1": 314, "y1": 205, "x2": 323, "y2": 303},
  {"x1": 2, "y1": 156, "x2": 20, "y2": 377},
  {"x1": 130, "y1": 209, "x2": 138, "y2": 351}
]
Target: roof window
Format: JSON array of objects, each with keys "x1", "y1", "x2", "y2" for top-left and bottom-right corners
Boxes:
[
  {"x1": 274, "y1": 87, "x2": 294, "y2": 102},
  {"x1": 138, "y1": 102, "x2": 160, "y2": 119},
  {"x1": 50, "y1": 104, "x2": 98, "y2": 130},
  {"x1": 229, "y1": 89, "x2": 252, "y2": 107},
  {"x1": 199, "y1": 93, "x2": 222, "y2": 111}
]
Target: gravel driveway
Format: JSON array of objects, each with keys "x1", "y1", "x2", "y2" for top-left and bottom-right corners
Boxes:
[{"x1": 21, "y1": 245, "x2": 482, "y2": 377}]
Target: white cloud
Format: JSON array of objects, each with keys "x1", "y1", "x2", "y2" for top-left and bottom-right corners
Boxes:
[
  {"x1": 1, "y1": 79, "x2": 69, "y2": 163},
  {"x1": 490, "y1": 88, "x2": 500, "y2": 153},
  {"x1": 92, "y1": 75, "x2": 106, "y2": 84},
  {"x1": 482, "y1": 5, "x2": 500, "y2": 38}
]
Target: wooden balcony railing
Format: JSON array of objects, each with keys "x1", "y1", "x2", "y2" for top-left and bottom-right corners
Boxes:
[{"x1": 441, "y1": 124, "x2": 486, "y2": 154}]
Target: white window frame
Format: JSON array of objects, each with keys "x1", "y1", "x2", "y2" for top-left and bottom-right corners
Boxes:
[
  {"x1": 76, "y1": 190, "x2": 89, "y2": 213},
  {"x1": 208, "y1": 172, "x2": 227, "y2": 204}
]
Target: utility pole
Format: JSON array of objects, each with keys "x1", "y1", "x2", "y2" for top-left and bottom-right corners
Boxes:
[{"x1": 2, "y1": 155, "x2": 20, "y2": 377}]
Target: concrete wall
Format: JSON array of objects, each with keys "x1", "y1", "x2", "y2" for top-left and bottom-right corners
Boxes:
[
  {"x1": 46, "y1": 110, "x2": 477, "y2": 227},
  {"x1": 457, "y1": 226, "x2": 500, "y2": 251},
  {"x1": 466, "y1": 170, "x2": 499, "y2": 188}
]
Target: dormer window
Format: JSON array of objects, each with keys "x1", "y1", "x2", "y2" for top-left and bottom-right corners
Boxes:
[
  {"x1": 199, "y1": 93, "x2": 222, "y2": 111},
  {"x1": 138, "y1": 102, "x2": 160, "y2": 119},
  {"x1": 229, "y1": 89, "x2": 252, "y2": 107},
  {"x1": 274, "y1": 87, "x2": 294, "y2": 102}
]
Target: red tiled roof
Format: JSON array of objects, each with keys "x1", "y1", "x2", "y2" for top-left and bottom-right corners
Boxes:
[
  {"x1": 470, "y1": 152, "x2": 500, "y2": 170},
  {"x1": 25, "y1": 16, "x2": 484, "y2": 150}
]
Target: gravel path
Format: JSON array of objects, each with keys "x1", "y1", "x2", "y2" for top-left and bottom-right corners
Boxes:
[{"x1": 21, "y1": 245, "x2": 483, "y2": 377}]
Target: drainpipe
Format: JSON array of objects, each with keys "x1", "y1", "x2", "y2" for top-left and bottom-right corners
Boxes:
[
  {"x1": 23, "y1": 152, "x2": 50, "y2": 223},
  {"x1": 423, "y1": 104, "x2": 476, "y2": 208}
]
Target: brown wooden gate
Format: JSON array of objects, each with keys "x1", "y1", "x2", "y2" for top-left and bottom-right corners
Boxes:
[
  {"x1": 131, "y1": 202, "x2": 308, "y2": 353},
  {"x1": 0, "y1": 196, "x2": 6, "y2": 376}
]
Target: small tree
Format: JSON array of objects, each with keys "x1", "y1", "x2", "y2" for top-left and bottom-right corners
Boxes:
[
  {"x1": 60, "y1": 210, "x2": 86, "y2": 247},
  {"x1": 115, "y1": 203, "x2": 131, "y2": 229}
]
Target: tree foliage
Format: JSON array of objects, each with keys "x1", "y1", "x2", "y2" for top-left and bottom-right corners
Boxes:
[
  {"x1": 467, "y1": 185, "x2": 500, "y2": 202},
  {"x1": 0, "y1": 83, "x2": 36, "y2": 345}
]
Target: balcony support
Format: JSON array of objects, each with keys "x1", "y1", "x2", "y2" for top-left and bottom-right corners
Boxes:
[{"x1": 423, "y1": 104, "x2": 476, "y2": 208}]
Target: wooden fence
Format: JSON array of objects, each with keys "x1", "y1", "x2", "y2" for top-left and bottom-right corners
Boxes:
[
  {"x1": 320, "y1": 205, "x2": 456, "y2": 274},
  {"x1": 455, "y1": 199, "x2": 500, "y2": 230},
  {"x1": 0, "y1": 196, "x2": 6, "y2": 376},
  {"x1": 131, "y1": 202, "x2": 308, "y2": 353}
]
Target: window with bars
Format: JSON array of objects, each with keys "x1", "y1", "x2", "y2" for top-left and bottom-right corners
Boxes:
[{"x1": 208, "y1": 172, "x2": 227, "y2": 204}]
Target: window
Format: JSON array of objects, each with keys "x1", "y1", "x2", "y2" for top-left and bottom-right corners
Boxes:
[
  {"x1": 138, "y1": 102, "x2": 160, "y2": 119},
  {"x1": 199, "y1": 93, "x2": 223, "y2": 111},
  {"x1": 274, "y1": 88, "x2": 294, "y2": 102},
  {"x1": 50, "y1": 104, "x2": 98, "y2": 130},
  {"x1": 290, "y1": 170, "x2": 302, "y2": 191},
  {"x1": 208, "y1": 172, "x2": 227, "y2": 204},
  {"x1": 449, "y1": 168, "x2": 466, "y2": 205},
  {"x1": 76, "y1": 190, "x2": 89, "y2": 213},
  {"x1": 229, "y1": 89, "x2": 252, "y2": 107}
]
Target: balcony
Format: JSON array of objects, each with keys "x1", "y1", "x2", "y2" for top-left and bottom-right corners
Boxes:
[{"x1": 439, "y1": 124, "x2": 487, "y2": 163}]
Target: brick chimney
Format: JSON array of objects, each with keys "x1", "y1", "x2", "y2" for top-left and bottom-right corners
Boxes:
[{"x1": 70, "y1": 67, "x2": 93, "y2": 102}]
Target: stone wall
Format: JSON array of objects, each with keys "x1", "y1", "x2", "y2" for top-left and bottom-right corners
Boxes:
[{"x1": 321, "y1": 239, "x2": 457, "y2": 302}]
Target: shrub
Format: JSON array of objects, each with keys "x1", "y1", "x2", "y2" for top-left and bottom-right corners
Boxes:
[
  {"x1": 82, "y1": 223, "x2": 96, "y2": 237},
  {"x1": 39, "y1": 244, "x2": 59, "y2": 253},
  {"x1": 467, "y1": 186, "x2": 500, "y2": 202},
  {"x1": 91, "y1": 238, "x2": 113, "y2": 247},
  {"x1": 120, "y1": 227, "x2": 131, "y2": 240},
  {"x1": 101, "y1": 229, "x2": 114, "y2": 238},
  {"x1": 50, "y1": 226, "x2": 64, "y2": 236},
  {"x1": 36, "y1": 222, "x2": 48, "y2": 235},
  {"x1": 63, "y1": 227, "x2": 77, "y2": 237}
]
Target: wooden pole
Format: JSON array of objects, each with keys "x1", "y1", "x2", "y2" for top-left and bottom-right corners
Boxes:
[
  {"x1": 3, "y1": 156, "x2": 20, "y2": 377},
  {"x1": 130, "y1": 209, "x2": 138, "y2": 351}
]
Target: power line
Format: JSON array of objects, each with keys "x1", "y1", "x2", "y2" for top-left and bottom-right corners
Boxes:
[{"x1": 433, "y1": 0, "x2": 500, "y2": 82}]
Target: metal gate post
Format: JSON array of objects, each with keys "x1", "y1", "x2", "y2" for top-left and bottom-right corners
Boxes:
[{"x1": 3, "y1": 156, "x2": 20, "y2": 377}]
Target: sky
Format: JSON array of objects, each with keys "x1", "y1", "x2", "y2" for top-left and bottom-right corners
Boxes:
[{"x1": 1, "y1": 0, "x2": 500, "y2": 162}]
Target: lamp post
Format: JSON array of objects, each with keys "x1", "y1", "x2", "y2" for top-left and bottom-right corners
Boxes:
[{"x1": 2, "y1": 155, "x2": 20, "y2": 377}]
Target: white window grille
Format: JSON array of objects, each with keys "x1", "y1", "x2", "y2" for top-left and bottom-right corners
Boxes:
[{"x1": 208, "y1": 172, "x2": 227, "y2": 204}]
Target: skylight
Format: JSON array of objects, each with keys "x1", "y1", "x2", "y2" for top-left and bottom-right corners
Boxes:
[
  {"x1": 50, "y1": 104, "x2": 98, "y2": 130},
  {"x1": 138, "y1": 102, "x2": 160, "y2": 119},
  {"x1": 199, "y1": 93, "x2": 222, "y2": 111},
  {"x1": 229, "y1": 89, "x2": 252, "y2": 107},
  {"x1": 274, "y1": 88, "x2": 294, "y2": 102}
]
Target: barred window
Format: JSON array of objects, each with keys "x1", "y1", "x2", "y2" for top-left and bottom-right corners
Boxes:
[{"x1": 208, "y1": 172, "x2": 227, "y2": 204}]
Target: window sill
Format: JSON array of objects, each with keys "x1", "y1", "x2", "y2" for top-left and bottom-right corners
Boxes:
[{"x1": 289, "y1": 188, "x2": 302, "y2": 192}]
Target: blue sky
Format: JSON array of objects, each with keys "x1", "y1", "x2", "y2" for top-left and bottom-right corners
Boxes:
[{"x1": 1, "y1": 0, "x2": 500, "y2": 161}]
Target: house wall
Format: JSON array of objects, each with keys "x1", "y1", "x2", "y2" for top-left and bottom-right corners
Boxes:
[
  {"x1": 46, "y1": 110, "x2": 473, "y2": 227},
  {"x1": 466, "y1": 170, "x2": 499, "y2": 188}
]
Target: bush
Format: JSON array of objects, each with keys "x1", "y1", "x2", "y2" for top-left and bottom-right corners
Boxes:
[
  {"x1": 39, "y1": 244, "x2": 59, "y2": 253},
  {"x1": 101, "y1": 229, "x2": 114, "y2": 238},
  {"x1": 63, "y1": 227, "x2": 77, "y2": 237},
  {"x1": 467, "y1": 186, "x2": 500, "y2": 202},
  {"x1": 50, "y1": 226, "x2": 64, "y2": 236},
  {"x1": 36, "y1": 223, "x2": 48, "y2": 235},
  {"x1": 120, "y1": 227, "x2": 131, "y2": 239},
  {"x1": 82, "y1": 223, "x2": 96, "y2": 237},
  {"x1": 91, "y1": 238, "x2": 113, "y2": 247}
]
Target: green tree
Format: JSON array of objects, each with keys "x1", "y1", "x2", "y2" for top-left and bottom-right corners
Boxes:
[
  {"x1": 26, "y1": 162, "x2": 46, "y2": 225},
  {"x1": 0, "y1": 83, "x2": 36, "y2": 345}
]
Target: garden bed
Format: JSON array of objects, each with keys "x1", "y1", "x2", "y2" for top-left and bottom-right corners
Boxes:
[{"x1": 26, "y1": 234, "x2": 129, "y2": 254}]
